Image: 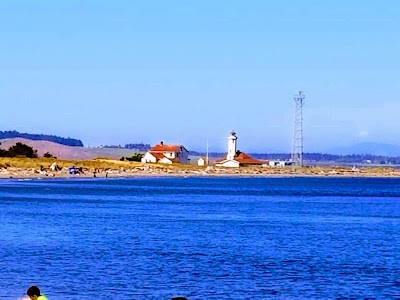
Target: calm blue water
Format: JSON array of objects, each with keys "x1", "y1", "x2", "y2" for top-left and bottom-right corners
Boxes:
[{"x1": 1, "y1": 177, "x2": 400, "y2": 299}]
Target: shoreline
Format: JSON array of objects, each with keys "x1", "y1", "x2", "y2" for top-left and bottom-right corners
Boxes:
[
  {"x1": 1, "y1": 157, "x2": 400, "y2": 180},
  {"x1": 2, "y1": 169, "x2": 400, "y2": 180}
]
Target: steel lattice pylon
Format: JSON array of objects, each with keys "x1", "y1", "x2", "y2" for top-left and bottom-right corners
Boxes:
[{"x1": 291, "y1": 91, "x2": 305, "y2": 166}]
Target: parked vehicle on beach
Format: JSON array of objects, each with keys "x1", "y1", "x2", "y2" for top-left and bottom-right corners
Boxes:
[{"x1": 68, "y1": 166, "x2": 79, "y2": 175}]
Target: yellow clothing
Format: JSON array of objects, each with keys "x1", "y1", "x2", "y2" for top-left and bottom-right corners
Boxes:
[{"x1": 38, "y1": 296, "x2": 48, "y2": 300}]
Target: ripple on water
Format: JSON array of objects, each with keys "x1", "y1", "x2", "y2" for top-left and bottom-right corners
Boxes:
[{"x1": 0, "y1": 177, "x2": 399, "y2": 299}]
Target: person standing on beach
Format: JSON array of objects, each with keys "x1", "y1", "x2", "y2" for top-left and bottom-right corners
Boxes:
[{"x1": 26, "y1": 286, "x2": 48, "y2": 300}]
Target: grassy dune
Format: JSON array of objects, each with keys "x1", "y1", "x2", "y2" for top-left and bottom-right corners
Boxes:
[
  {"x1": 0, "y1": 157, "x2": 206, "y2": 172},
  {"x1": 0, "y1": 138, "x2": 140, "y2": 160},
  {"x1": 0, "y1": 157, "x2": 143, "y2": 170}
]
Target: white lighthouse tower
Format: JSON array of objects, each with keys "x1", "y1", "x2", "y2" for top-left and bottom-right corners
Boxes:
[{"x1": 226, "y1": 130, "x2": 238, "y2": 160}]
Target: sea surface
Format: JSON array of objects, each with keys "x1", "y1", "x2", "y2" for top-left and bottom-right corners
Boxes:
[{"x1": 0, "y1": 177, "x2": 399, "y2": 299}]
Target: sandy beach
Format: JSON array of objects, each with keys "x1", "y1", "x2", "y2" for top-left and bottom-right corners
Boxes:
[{"x1": 1, "y1": 158, "x2": 400, "y2": 179}]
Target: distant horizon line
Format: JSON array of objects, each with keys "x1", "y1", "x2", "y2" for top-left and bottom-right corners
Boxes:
[{"x1": 2, "y1": 130, "x2": 400, "y2": 157}]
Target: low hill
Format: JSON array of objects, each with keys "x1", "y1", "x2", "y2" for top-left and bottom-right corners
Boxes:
[
  {"x1": 329, "y1": 142, "x2": 400, "y2": 157},
  {"x1": 0, "y1": 138, "x2": 138, "y2": 160},
  {"x1": 0, "y1": 130, "x2": 83, "y2": 147}
]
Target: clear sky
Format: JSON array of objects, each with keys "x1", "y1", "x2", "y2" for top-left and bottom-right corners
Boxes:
[{"x1": 1, "y1": 0, "x2": 399, "y2": 152}]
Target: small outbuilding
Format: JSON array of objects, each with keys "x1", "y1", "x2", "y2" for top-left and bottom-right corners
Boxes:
[
  {"x1": 197, "y1": 157, "x2": 206, "y2": 167},
  {"x1": 267, "y1": 160, "x2": 295, "y2": 168}
]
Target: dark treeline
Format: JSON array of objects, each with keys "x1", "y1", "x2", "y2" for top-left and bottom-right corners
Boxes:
[
  {"x1": 125, "y1": 143, "x2": 151, "y2": 151},
  {"x1": 120, "y1": 153, "x2": 144, "y2": 162},
  {"x1": 0, "y1": 131, "x2": 83, "y2": 147},
  {"x1": 0, "y1": 142, "x2": 38, "y2": 158},
  {"x1": 103, "y1": 143, "x2": 151, "y2": 151},
  {"x1": 189, "y1": 151, "x2": 400, "y2": 164},
  {"x1": 251, "y1": 153, "x2": 400, "y2": 164}
]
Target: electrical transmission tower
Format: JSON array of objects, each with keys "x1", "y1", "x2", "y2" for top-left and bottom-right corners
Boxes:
[{"x1": 291, "y1": 91, "x2": 305, "y2": 166}]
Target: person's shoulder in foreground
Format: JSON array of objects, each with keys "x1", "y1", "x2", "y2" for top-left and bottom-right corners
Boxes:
[{"x1": 26, "y1": 286, "x2": 48, "y2": 300}]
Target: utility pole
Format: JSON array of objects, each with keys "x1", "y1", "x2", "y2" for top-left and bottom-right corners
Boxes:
[
  {"x1": 291, "y1": 91, "x2": 305, "y2": 166},
  {"x1": 206, "y1": 137, "x2": 209, "y2": 166}
]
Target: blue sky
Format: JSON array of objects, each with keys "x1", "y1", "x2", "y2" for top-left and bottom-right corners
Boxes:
[{"x1": 1, "y1": 0, "x2": 399, "y2": 152}]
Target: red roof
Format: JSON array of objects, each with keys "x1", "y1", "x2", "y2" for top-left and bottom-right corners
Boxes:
[
  {"x1": 214, "y1": 151, "x2": 265, "y2": 165},
  {"x1": 150, "y1": 143, "x2": 182, "y2": 152},
  {"x1": 147, "y1": 152, "x2": 182, "y2": 163},
  {"x1": 149, "y1": 152, "x2": 165, "y2": 160},
  {"x1": 235, "y1": 152, "x2": 265, "y2": 165}
]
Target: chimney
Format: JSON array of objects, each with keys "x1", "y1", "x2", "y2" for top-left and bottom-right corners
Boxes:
[{"x1": 160, "y1": 141, "x2": 164, "y2": 145}]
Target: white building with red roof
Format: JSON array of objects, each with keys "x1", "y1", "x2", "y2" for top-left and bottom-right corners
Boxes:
[
  {"x1": 141, "y1": 141, "x2": 189, "y2": 164},
  {"x1": 214, "y1": 131, "x2": 266, "y2": 167}
]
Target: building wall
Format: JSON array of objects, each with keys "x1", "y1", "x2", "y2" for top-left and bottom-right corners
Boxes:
[
  {"x1": 268, "y1": 161, "x2": 293, "y2": 167},
  {"x1": 141, "y1": 152, "x2": 157, "y2": 163},
  {"x1": 197, "y1": 158, "x2": 205, "y2": 166},
  {"x1": 163, "y1": 151, "x2": 175, "y2": 159},
  {"x1": 177, "y1": 147, "x2": 189, "y2": 164},
  {"x1": 216, "y1": 160, "x2": 240, "y2": 168},
  {"x1": 227, "y1": 134, "x2": 237, "y2": 160},
  {"x1": 159, "y1": 157, "x2": 173, "y2": 164}
]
